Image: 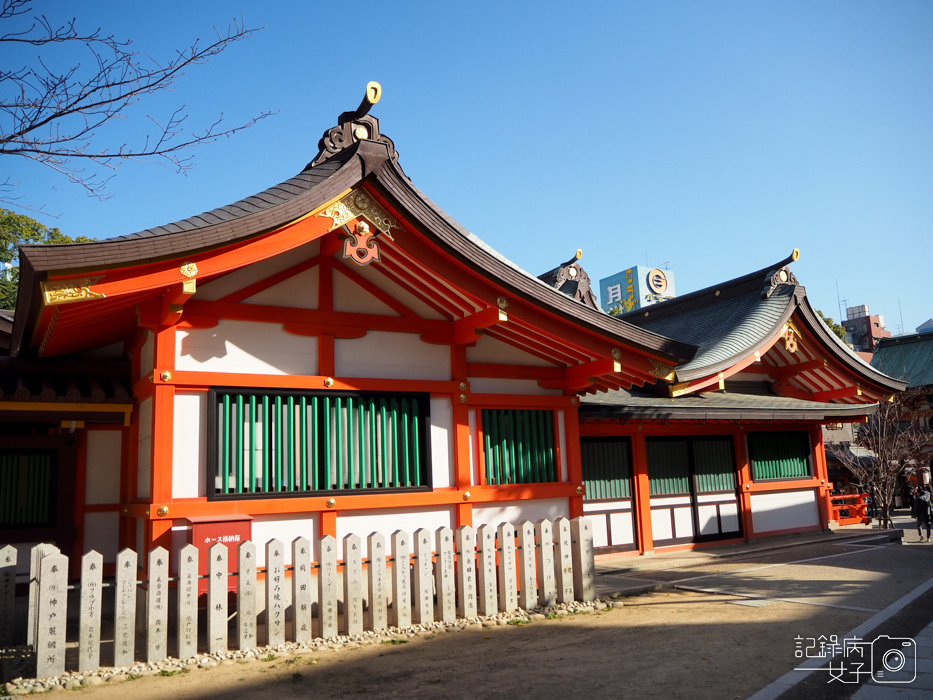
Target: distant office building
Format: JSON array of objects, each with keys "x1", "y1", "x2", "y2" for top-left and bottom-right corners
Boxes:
[
  {"x1": 599, "y1": 266, "x2": 675, "y2": 314},
  {"x1": 917, "y1": 318, "x2": 933, "y2": 334},
  {"x1": 842, "y1": 304, "x2": 891, "y2": 353}
]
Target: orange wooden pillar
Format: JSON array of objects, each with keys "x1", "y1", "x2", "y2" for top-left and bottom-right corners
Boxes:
[
  {"x1": 734, "y1": 428, "x2": 755, "y2": 540},
  {"x1": 630, "y1": 431, "x2": 653, "y2": 554},
  {"x1": 148, "y1": 324, "x2": 177, "y2": 554},
  {"x1": 452, "y1": 346, "x2": 473, "y2": 527},
  {"x1": 565, "y1": 403, "x2": 584, "y2": 519},
  {"x1": 811, "y1": 426, "x2": 831, "y2": 530}
]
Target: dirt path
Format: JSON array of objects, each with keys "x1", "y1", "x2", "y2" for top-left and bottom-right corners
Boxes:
[{"x1": 71, "y1": 591, "x2": 866, "y2": 700}]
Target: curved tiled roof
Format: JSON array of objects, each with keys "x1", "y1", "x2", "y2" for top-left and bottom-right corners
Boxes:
[
  {"x1": 12, "y1": 132, "x2": 695, "y2": 362},
  {"x1": 871, "y1": 333, "x2": 933, "y2": 387},
  {"x1": 579, "y1": 386, "x2": 878, "y2": 421}
]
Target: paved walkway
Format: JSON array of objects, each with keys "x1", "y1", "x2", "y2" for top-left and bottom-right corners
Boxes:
[{"x1": 592, "y1": 509, "x2": 933, "y2": 698}]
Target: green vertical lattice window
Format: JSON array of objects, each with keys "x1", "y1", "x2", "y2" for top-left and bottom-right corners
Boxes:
[
  {"x1": 212, "y1": 390, "x2": 430, "y2": 497},
  {"x1": 693, "y1": 438, "x2": 737, "y2": 493},
  {"x1": 481, "y1": 409, "x2": 556, "y2": 485},
  {"x1": 581, "y1": 439, "x2": 631, "y2": 501},
  {"x1": 0, "y1": 451, "x2": 56, "y2": 528},
  {"x1": 748, "y1": 431, "x2": 811, "y2": 480},
  {"x1": 646, "y1": 439, "x2": 691, "y2": 495}
]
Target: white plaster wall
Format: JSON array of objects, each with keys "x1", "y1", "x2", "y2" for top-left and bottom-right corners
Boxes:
[
  {"x1": 136, "y1": 398, "x2": 152, "y2": 499},
  {"x1": 751, "y1": 490, "x2": 820, "y2": 533},
  {"x1": 336, "y1": 506, "x2": 455, "y2": 558},
  {"x1": 250, "y1": 513, "x2": 319, "y2": 567},
  {"x1": 334, "y1": 259, "x2": 445, "y2": 320},
  {"x1": 468, "y1": 378, "x2": 562, "y2": 396},
  {"x1": 333, "y1": 270, "x2": 397, "y2": 316},
  {"x1": 140, "y1": 331, "x2": 154, "y2": 377},
  {"x1": 471, "y1": 498, "x2": 569, "y2": 528},
  {"x1": 244, "y1": 267, "x2": 319, "y2": 309},
  {"x1": 468, "y1": 409, "x2": 477, "y2": 486},
  {"x1": 335, "y1": 331, "x2": 450, "y2": 380},
  {"x1": 84, "y1": 512, "x2": 119, "y2": 562},
  {"x1": 85, "y1": 430, "x2": 121, "y2": 504},
  {"x1": 195, "y1": 240, "x2": 321, "y2": 301},
  {"x1": 430, "y1": 397, "x2": 454, "y2": 488},
  {"x1": 173, "y1": 392, "x2": 207, "y2": 499},
  {"x1": 466, "y1": 335, "x2": 558, "y2": 367},
  {"x1": 176, "y1": 320, "x2": 319, "y2": 375}
]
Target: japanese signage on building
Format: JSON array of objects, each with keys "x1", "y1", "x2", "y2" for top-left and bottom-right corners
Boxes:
[{"x1": 599, "y1": 266, "x2": 676, "y2": 314}]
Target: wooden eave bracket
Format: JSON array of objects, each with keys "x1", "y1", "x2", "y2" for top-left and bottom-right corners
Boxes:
[
  {"x1": 538, "y1": 357, "x2": 625, "y2": 392},
  {"x1": 768, "y1": 358, "x2": 828, "y2": 378},
  {"x1": 452, "y1": 306, "x2": 508, "y2": 345},
  {"x1": 138, "y1": 281, "x2": 197, "y2": 328}
]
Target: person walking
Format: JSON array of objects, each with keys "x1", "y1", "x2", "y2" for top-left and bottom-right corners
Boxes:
[{"x1": 912, "y1": 486, "x2": 933, "y2": 543}]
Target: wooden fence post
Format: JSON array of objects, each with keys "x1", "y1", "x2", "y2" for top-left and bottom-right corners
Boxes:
[
  {"x1": 390, "y1": 530, "x2": 411, "y2": 629},
  {"x1": 368, "y1": 533, "x2": 387, "y2": 632},
  {"x1": 113, "y1": 548, "x2": 137, "y2": 667},
  {"x1": 571, "y1": 517, "x2": 595, "y2": 602},
  {"x1": 146, "y1": 547, "x2": 169, "y2": 662},
  {"x1": 178, "y1": 544, "x2": 199, "y2": 659},
  {"x1": 0, "y1": 545, "x2": 17, "y2": 647},
  {"x1": 456, "y1": 525, "x2": 477, "y2": 619},
  {"x1": 78, "y1": 550, "x2": 103, "y2": 672},
  {"x1": 208, "y1": 543, "x2": 228, "y2": 653},
  {"x1": 35, "y1": 552, "x2": 68, "y2": 678},
  {"x1": 291, "y1": 538, "x2": 312, "y2": 644},
  {"x1": 497, "y1": 523, "x2": 517, "y2": 612},
  {"x1": 237, "y1": 541, "x2": 257, "y2": 650},
  {"x1": 265, "y1": 539, "x2": 285, "y2": 646}
]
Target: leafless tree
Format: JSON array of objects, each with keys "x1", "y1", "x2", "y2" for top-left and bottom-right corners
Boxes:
[
  {"x1": 829, "y1": 387, "x2": 933, "y2": 529},
  {"x1": 0, "y1": 0, "x2": 273, "y2": 207}
]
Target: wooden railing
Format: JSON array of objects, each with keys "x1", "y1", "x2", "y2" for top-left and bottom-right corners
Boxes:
[{"x1": 827, "y1": 493, "x2": 871, "y2": 526}]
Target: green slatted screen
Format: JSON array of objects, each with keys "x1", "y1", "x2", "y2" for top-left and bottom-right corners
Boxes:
[
  {"x1": 0, "y1": 452, "x2": 56, "y2": 528},
  {"x1": 482, "y1": 409, "x2": 556, "y2": 485},
  {"x1": 581, "y1": 439, "x2": 631, "y2": 500},
  {"x1": 693, "y1": 439, "x2": 737, "y2": 493},
  {"x1": 748, "y1": 432, "x2": 811, "y2": 480},
  {"x1": 214, "y1": 391, "x2": 428, "y2": 496},
  {"x1": 646, "y1": 439, "x2": 691, "y2": 495}
]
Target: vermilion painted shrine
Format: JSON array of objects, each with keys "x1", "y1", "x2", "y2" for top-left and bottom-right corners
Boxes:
[{"x1": 0, "y1": 84, "x2": 905, "y2": 577}]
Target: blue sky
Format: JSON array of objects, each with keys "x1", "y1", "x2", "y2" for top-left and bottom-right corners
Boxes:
[{"x1": 4, "y1": 1, "x2": 931, "y2": 333}]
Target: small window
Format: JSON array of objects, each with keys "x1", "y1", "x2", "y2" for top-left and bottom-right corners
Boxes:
[
  {"x1": 481, "y1": 409, "x2": 557, "y2": 485},
  {"x1": 0, "y1": 451, "x2": 57, "y2": 529},
  {"x1": 209, "y1": 389, "x2": 430, "y2": 498},
  {"x1": 747, "y1": 432, "x2": 811, "y2": 480}
]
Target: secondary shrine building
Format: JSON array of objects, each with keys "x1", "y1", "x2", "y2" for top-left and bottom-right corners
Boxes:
[{"x1": 0, "y1": 87, "x2": 905, "y2": 574}]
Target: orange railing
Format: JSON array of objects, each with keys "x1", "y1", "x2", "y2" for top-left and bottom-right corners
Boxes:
[{"x1": 827, "y1": 493, "x2": 871, "y2": 526}]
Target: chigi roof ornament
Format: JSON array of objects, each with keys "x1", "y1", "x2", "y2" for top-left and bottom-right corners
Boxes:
[{"x1": 310, "y1": 81, "x2": 402, "y2": 171}]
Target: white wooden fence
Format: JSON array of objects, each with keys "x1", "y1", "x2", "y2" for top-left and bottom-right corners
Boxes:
[{"x1": 0, "y1": 517, "x2": 595, "y2": 680}]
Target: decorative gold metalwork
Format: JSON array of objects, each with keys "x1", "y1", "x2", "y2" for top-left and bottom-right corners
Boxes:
[
  {"x1": 496, "y1": 296, "x2": 509, "y2": 310},
  {"x1": 160, "y1": 371, "x2": 172, "y2": 382},
  {"x1": 463, "y1": 491, "x2": 471, "y2": 501},
  {"x1": 458, "y1": 393, "x2": 467, "y2": 403},
  {"x1": 41, "y1": 277, "x2": 106, "y2": 306},
  {"x1": 611, "y1": 348, "x2": 622, "y2": 361},
  {"x1": 318, "y1": 190, "x2": 397, "y2": 239},
  {"x1": 780, "y1": 323, "x2": 799, "y2": 354},
  {"x1": 180, "y1": 262, "x2": 199, "y2": 278},
  {"x1": 156, "y1": 506, "x2": 169, "y2": 517},
  {"x1": 182, "y1": 278, "x2": 197, "y2": 295},
  {"x1": 324, "y1": 377, "x2": 334, "y2": 388},
  {"x1": 458, "y1": 382, "x2": 467, "y2": 392},
  {"x1": 648, "y1": 360, "x2": 676, "y2": 382},
  {"x1": 576, "y1": 486, "x2": 584, "y2": 495},
  {"x1": 670, "y1": 382, "x2": 691, "y2": 398},
  {"x1": 326, "y1": 498, "x2": 336, "y2": 508},
  {"x1": 570, "y1": 397, "x2": 579, "y2": 406}
]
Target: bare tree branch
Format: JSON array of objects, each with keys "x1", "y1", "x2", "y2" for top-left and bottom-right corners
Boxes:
[
  {"x1": 829, "y1": 388, "x2": 933, "y2": 529},
  {"x1": 0, "y1": 0, "x2": 274, "y2": 208}
]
